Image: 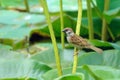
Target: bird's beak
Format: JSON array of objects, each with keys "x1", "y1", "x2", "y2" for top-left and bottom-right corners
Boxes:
[{"x1": 62, "y1": 29, "x2": 65, "y2": 32}]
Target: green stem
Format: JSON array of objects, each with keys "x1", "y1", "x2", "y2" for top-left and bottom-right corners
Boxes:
[
  {"x1": 40, "y1": 0, "x2": 62, "y2": 76},
  {"x1": 24, "y1": 0, "x2": 30, "y2": 12},
  {"x1": 102, "y1": 19, "x2": 107, "y2": 40},
  {"x1": 91, "y1": 0, "x2": 103, "y2": 19},
  {"x1": 60, "y1": 0, "x2": 65, "y2": 49},
  {"x1": 72, "y1": 0, "x2": 82, "y2": 74},
  {"x1": 87, "y1": 0, "x2": 94, "y2": 39},
  {"x1": 101, "y1": 0, "x2": 110, "y2": 41},
  {"x1": 107, "y1": 26, "x2": 115, "y2": 41},
  {"x1": 0, "y1": 0, "x2": 2, "y2": 7}
]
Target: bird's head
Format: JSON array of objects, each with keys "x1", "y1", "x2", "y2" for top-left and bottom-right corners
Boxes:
[{"x1": 62, "y1": 28, "x2": 74, "y2": 36}]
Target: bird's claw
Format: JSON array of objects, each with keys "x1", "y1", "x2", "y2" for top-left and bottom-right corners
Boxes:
[{"x1": 73, "y1": 51, "x2": 79, "y2": 56}]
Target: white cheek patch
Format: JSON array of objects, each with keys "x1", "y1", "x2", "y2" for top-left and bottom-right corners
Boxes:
[
  {"x1": 66, "y1": 31, "x2": 71, "y2": 34},
  {"x1": 66, "y1": 31, "x2": 74, "y2": 36}
]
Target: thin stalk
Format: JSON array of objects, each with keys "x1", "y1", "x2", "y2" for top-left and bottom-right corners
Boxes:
[
  {"x1": 24, "y1": 0, "x2": 30, "y2": 12},
  {"x1": 102, "y1": 19, "x2": 107, "y2": 40},
  {"x1": 60, "y1": 0, "x2": 65, "y2": 49},
  {"x1": 87, "y1": 0, "x2": 94, "y2": 39},
  {"x1": 0, "y1": 0, "x2": 2, "y2": 7},
  {"x1": 107, "y1": 27, "x2": 115, "y2": 40},
  {"x1": 90, "y1": 0, "x2": 103, "y2": 19},
  {"x1": 40, "y1": 0, "x2": 62, "y2": 76},
  {"x1": 101, "y1": 0, "x2": 110, "y2": 41},
  {"x1": 92, "y1": 0, "x2": 113, "y2": 41},
  {"x1": 72, "y1": 0, "x2": 82, "y2": 74},
  {"x1": 72, "y1": 48, "x2": 78, "y2": 74}
]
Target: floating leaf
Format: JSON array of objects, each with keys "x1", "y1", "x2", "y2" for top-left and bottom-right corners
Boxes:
[
  {"x1": 83, "y1": 65, "x2": 120, "y2": 80},
  {"x1": 0, "y1": 59, "x2": 51, "y2": 80},
  {"x1": 30, "y1": 43, "x2": 73, "y2": 68},
  {"x1": 55, "y1": 73, "x2": 84, "y2": 80},
  {"x1": 78, "y1": 50, "x2": 120, "y2": 68},
  {"x1": 0, "y1": 44, "x2": 12, "y2": 50},
  {"x1": 43, "y1": 67, "x2": 93, "y2": 80},
  {"x1": 0, "y1": 10, "x2": 45, "y2": 25}
]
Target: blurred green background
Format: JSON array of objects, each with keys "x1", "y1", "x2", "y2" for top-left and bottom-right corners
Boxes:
[{"x1": 0, "y1": 0, "x2": 120, "y2": 80}]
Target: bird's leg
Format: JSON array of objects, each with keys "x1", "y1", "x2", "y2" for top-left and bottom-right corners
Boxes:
[{"x1": 73, "y1": 48, "x2": 79, "y2": 56}]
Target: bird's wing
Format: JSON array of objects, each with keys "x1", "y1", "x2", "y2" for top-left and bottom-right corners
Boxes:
[{"x1": 70, "y1": 34, "x2": 90, "y2": 48}]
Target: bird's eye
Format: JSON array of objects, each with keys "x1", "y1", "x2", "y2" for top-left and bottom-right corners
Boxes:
[{"x1": 65, "y1": 29, "x2": 68, "y2": 31}]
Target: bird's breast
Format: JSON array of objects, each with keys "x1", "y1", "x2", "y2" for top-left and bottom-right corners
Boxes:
[{"x1": 67, "y1": 36, "x2": 71, "y2": 43}]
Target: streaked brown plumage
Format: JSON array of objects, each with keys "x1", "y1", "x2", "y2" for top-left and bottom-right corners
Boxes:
[{"x1": 62, "y1": 27, "x2": 103, "y2": 54}]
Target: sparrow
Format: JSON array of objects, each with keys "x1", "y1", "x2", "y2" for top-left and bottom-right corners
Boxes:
[{"x1": 62, "y1": 27, "x2": 103, "y2": 54}]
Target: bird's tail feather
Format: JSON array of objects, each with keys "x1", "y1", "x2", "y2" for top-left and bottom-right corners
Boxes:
[{"x1": 90, "y1": 46, "x2": 103, "y2": 54}]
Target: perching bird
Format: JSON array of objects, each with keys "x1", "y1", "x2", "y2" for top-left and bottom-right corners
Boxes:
[{"x1": 62, "y1": 27, "x2": 103, "y2": 54}]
